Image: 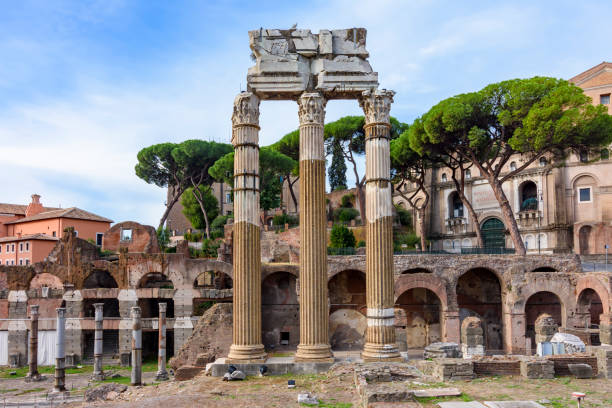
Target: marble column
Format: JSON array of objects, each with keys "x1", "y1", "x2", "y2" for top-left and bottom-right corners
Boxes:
[
  {"x1": 360, "y1": 89, "x2": 401, "y2": 361},
  {"x1": 92, "y1": 303, "x2": 104, "y2": 381},
  {"x1": 54, "y1": 308, "x2": 67, "y2": 392},
  {"x1": 226, "y1": 92, "x2": 266, "y2": 363},
  {"x1": 295, "y1": 92, "x2": 333, "y2": 362},
  {"x1": 131, "y1": 307, "x2": 142, "y2": 386},
  {"x1": 155, "y1": 303, "x2": 169, "y2": 381},
  {"x1": 25, "y1": 305, "x2": 40, "y2": 381}
]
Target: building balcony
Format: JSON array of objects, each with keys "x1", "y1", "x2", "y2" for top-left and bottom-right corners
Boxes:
[
  {"x1": 517, "y1": 209, "x2": 541, "y2": 228},
  {"x1": 446, "y1": 216, "x2": 467, "y2": 234}
]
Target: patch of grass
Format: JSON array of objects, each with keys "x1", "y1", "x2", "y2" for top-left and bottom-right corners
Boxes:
[
  {"x1": 15, "y1": 387, "x2": 45, "y2": 396},
  {"x1": 270, "y1": 352, "x2": 294, "y2": 357},
  {"x1": 0, "y1": 388, "x2": 18, "y2": 394},
  {"x1": 545, "y1": 398, "x2": 570, "y2": 408},
  {"x1": 495, "y1": 394, "x2": 511, "y2": 400},
  {"x1": 96, "y1": 375, "x2": 132, "y2": 385},
  {"x1": 300, "y1": 403, "x2": 352, "y2": 408},
  {"x1": 416, "y1": 394, "x2": 473, "y2": 404}
]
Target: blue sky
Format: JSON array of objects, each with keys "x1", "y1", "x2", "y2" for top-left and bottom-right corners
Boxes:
[{"x1": 0, "y1": 0, "x2": 610, "y2": 227}]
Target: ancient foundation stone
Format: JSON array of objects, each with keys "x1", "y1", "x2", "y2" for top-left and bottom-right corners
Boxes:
[
  {"x1": 567, "y1": 363, "x2": 593, "y2": 378},
  {"x1": 550, "y1": 332, "x2": 586, "y2": 354},
  {"x1": 424, "y1": 342, "x2": 462, "y2": 359},
  {"x1": 461, "y1": 316, "x2": 484, "y2": 358},
  {"x1": 596, "y1": 347, "x2": 612, "y2": 378},
  {"x1": 520, "y1": 358, "x2": 554, "y2": 379}
]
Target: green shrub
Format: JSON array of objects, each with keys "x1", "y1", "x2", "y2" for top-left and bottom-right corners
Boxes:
[
  {"x1": 157, "y1": 227, "x2": 170, "y2": 251},
  {"x1": 329, "y1": 224, "x2": 356, "y2": 248},
  {"x1": 340, "y1": 193, "x2": 355, "y2": 208},
  {"x1": 395, "y1": 205, "x2": 412, "y2": 227},
  {"x1": 184, "y1": 232, "x2": 203, "y2": 242},
  {"x1": 357, "y1": 240, "x2": 366, "y2": 248},
  {"x1": 201, "y1": 238, "x2": 221, "y2": 258},
  {"x1": 272, "y1": 213, "x2": 298, "y2": 226},
  {"x1": 394, "y1": 232, "x2": 420, "y2": 250},
  {"x1": 211, "y1": 215, "x2": 231, "y2": 229},
  {"x1": 337, "y1": 207, "x2": 359, "y2": 222}
]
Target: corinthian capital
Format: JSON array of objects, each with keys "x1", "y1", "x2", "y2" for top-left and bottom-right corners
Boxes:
[
  {"x1": 360, "y1": 89, "x2": 395, "y2": 125},
  {"x1": 232, "y1": 92, "x2": 260, "y2": 127},
  {"x1": 298, "y1": 92, "x2": 326, "y2": 125}
]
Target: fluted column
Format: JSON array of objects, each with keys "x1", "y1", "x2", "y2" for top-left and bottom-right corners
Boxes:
[
  {"x1": 92, "y1": 303, "x2": 104, "y2": 381},
  {"x1": 360, "y1": 89, "x2": 401, "y2": 361},
  {"x1": 25, "y1": 305, "x2": 40, "y2": 382},
  {"x1": 155, "y1": 303, "x2": 169, "y2": 381},
  {"x1": 227, "y1": 92, "x2": 266, "y2": 363},
  {"x1": 294, "y1": 92, "x2": 333, "y2": 362}
]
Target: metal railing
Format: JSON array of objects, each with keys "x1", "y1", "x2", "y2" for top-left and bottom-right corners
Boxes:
[{"x1": 327, "y1": 247, "x2": 356, "y2": 255}]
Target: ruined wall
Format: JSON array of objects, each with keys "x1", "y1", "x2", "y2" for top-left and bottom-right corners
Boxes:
[{"x1": 103, "y1": 221, "x2": 160, "y2": 254}]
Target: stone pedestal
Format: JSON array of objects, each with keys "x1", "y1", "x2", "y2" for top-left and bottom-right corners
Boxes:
[
  {"x1": 359, "y1": 89, "x2": 401, "y2": 362},
  {"x1": 92, "y1": 303, "x2": 105, "y2": 381},
  {"x1": 294, "y1": 92, "x2": 333, "y2": 363},
  {"x1": 130, "y1": 307, "x2": 142, "y2": 386},
  {"x1": 226, "y1": 92, "x2": 266, "y2": 363},
  {"x1": 25, "y1": 305, "x2": 43, "y2": 382},
  {"x1": 443, "y1": 310, "x2": 461, "y2": 344},
  {"x1": 63, "y1": 290, "x2": 83, "y2": 365},
  {"x1": 155, "y1": 303, "x2": 169, "y2": 381},
  {"x1": 8, "y1": 290, "x2": 28, "y2": 367},
  {"x1": 118, "y1": 290, "x2": 138, "y2": 366},
  {"x1": 600, "y1": 314, "x2": 612, "y2": 345},
  {"x1": 461, "y1": 316, "x2": 485, "y2": 358}
]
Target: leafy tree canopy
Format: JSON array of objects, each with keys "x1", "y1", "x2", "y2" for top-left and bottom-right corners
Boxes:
[{"x1": 181, "y1": 185, "x2": 219, "y2": 230}]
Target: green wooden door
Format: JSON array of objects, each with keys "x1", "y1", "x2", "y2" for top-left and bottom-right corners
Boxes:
[{"x1": 482, "y1": 218, "x2": 505, "y2": 248}]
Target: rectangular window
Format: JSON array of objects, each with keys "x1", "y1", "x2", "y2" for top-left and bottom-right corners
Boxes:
[
  {"x1": 226, "y1": 193, "x2": 232, "y2": 204},
  {"x1": 10, "y1": 260, "x2": 14, "y2": 265},
  {"x1": 19, "y1": 243, "x2": 23, "y2": 252},
  {"x1": 25, "y1": 259, "x2": 30, "y2": 265},
  {"x1": 52, "y1": 231, "x2": 56, "y2": 237},
  {"x1": 5, "y1": 260, "x2": 8, "y2": 266},
  {"x1": 19, "y1": 259, "x2": 22, "y2": 266},
  {"x1": 578, "y1": 187, "x2": 592, "y2": 203},
  {"x1": 74, "y1": 230, "x2": 78, "y2": 237},
  {"x1": 601, "y1": 94, "x2": 611, "y2": 105},
  {"x1": 96, "y1": 233, "x2": 103, "y2": 246},
  {"x1": 11, "y1": 244, "x2": 14, "y2": 253},
  {"x1": 5, "y1": 244, "x2": 9, "y2": 252},
  {"x1": 121, "y1": 229, "x2": 133, "y2": 242},
  {"x1": 25, "y1": 242, "x2": 29, "y2": 252},
  {"x1": 0, "y1": 245, "x2": 2, "y2": 253}
]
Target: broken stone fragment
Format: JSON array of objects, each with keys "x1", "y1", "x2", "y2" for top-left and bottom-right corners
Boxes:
[{"x1": 297, "y1": 393, "x2": 319, "y2": 404}]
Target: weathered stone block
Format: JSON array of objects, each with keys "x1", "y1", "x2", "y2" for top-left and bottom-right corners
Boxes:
[
  {"x1": 424, "y1": 342, "x2": 462, "y2": 359},
  {"x1": 567, "y1": 363, "x2": 593, "y2": 378},
  {"x1": 520, "y1": 359, "x2": 554, "y2": 379},
  {"x1": 596, "y1": 347, "x2": 612, "y2": 378},
  {"x1": 175, "y1": 365, "x2": 204, "y2": 381}
]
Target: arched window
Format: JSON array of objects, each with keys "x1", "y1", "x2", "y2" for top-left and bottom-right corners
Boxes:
[
  {"x1": 579, "y1": 150, "x2": 589, "y2": 163},
  {"x1": 539, "y1": 157, "x2": 547, "y2": 167},
  {"x1": 510, "y1": 162, "x2": 517, "y2": 172},
  {"x1": 441, "y1": 173, "x2": 447, "y2": 182},
  {"x1": 465, "y1": 169, "x2": 471, "y2": 179},
  {"x1": 449, "y1": 192, "x2": 464, "y2": 218},
  {"x1": 520, "y1": 181, "x2": 538, "y2": 211}
]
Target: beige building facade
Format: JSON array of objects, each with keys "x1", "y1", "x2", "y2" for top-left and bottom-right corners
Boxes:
[{"x1": 394, "y1": 63, "x2": 612, "y2": 255}]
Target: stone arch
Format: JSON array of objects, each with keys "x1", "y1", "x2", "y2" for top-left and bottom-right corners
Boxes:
[
  {"x1": 395, "y1": 286, "x2": 443, "y2": 348},
  {"x1": 576, "y1": 276, "x2": 610, "y2": 316},
  {"x1": 262, "y1": 264, "x2": 299, "y2": 282},
  {"x1": 184, "y1": 259, "x2": 233, "y2": 284},
  {"x1": 262, "y1": 271, "x2": 299, "y2": 349},
  {"x1": 29, "y1": 273, "x2": 63, "y2": 290},
  {"x1": 523, "y1": 291, "x2": 564, "y2": 349},
  {"x1": 83, "y1": 270, "x2": 118, "y2": 289},
  {"x1": 329, "y1": 270, "x2": 366, "y2": 311},
  {"x1": 394, "y1": 274, "x2": 448, "y2": 311},
  {"x1": 327, "y1": 263, "x2": 366, "y2": 281},
  {"x1": 516, "y1": 285, "x2": 569, "y2": 328},
  {"x1": 138, "y1": 272, "x2": 175, "y2": 289},
  {"x1": 577, "y1": 288, "x2": 604, "y2": 328},
  {"x1": 455, "y1": 267, "x2": 503, "y2": 352},
  {"x1": 193, "y1": 270, "x2": 232, "y2": 290}
]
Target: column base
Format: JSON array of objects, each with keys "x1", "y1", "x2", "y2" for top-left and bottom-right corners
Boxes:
[
  {"x1": 294, "y1": 344, "x2": 334, "y2": 363},
  {"x1": 361, "y1": 343, "x2": 402, "y2": 362},
  {"x1": 155, "y1": 370, "x2": 169, "y2": 381},
  {"x1": 226, "y1": 344, "x2": 267, "y2": 363},
  {"x1": 91, "y1": 372, "x2": 105, "y2": 381},
  {"x1": 24, "y1": 373, "x2": 45, "y2": 382}
]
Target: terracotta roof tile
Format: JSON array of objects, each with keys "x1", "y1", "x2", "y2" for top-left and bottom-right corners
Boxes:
[
  {"x1": 4, "y1": 207, "x2": 113, "y2": 224},
  {"x1": 0, "y1": 203, "x2": 59, "y2": 216},
  {"x1": 0, "y1": 233, "x2": 59, "y2": 243}
]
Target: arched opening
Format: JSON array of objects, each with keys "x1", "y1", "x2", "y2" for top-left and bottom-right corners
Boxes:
[
  {"x1": 328, "y1": 270, "x2": 366, "y2": 350},
  {"x1": 137, "y1": 298, "x2": 174, "y2": 319},
  {"x1": 449, "y1": 192, "x2": 464, "y2": 218},
  {"x1": 193, "y1": 271, "x2": 233, "y2": 290},
  {"x1": 401, "y1": 268, "x2": 432, "y2": 274},
  {"x1": 519, "y1": 181, "x2": 538, "y2": 211},
  {"x1": 481, "y1": 218, "x2": 505, "y2": 249},
  {"x1": 532, "y1": 267, "x2": 557, "y2": 272},
  {"x1": 525, "y1": 291, "x2": 562, "y2": 349},
  {"x1": 138, "y1": 273, "x2": 174, "y2": 289},
  {"x1": 395, "y1": 288, "x2": 441, "y2": 349},
  {"x1": 577, "y1": 288, "x2": 603, "y2": 345},
  {"x1": 261, "y1": 272, "x2": 299, "y2": 350},
  {"x1": 579, "y1": 225, "x2": 592, "y2": 254},
  {"x1": 83, "y1": 270, "x2": 118, "y2": 289},
  {"x1": 457, "y1": 268, "x2": 503, "y2": 352}
]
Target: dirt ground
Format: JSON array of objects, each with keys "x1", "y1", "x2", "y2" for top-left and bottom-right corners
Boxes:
[
  {"x1": 69, "y1": 368, "x2": 612, "y2": 408},
  {"x1": 1, "y1": 364, "x2": 611, "y2": 407}
]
